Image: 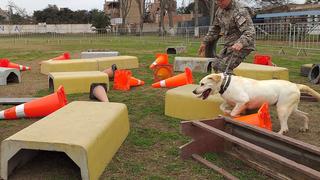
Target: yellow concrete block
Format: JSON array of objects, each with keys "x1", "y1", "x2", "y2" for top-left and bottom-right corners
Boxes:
[
  {"x1": 41, "y1": 59, "x2": 98, "y2": 75},
  {"x1": 49, "y1": 71, "x2": 108, "y2": 94},
  {"x1": 40, "y1": 56, "x2": 139, "y2": 75},
  {"x1": 96, "y1": 56, "x2": 139, "y2": 71},
  {"x1": 165, "y1": 84, "x2": 224, "y2": 120},
  {"x1": 234, "y1": 63, "x2": 289, "y2": 80},
  {"x1": 1, "y1": 101, "x2": 130, "y2": 180}
]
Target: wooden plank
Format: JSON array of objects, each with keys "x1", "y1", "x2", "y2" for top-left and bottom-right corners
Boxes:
[
  {"x1": 192, "y1": 154, "x2": 239, "y2": 180},
  {"x1": 0, "y1": 98, "x2": 36, "y2": 105},
  {"x1": 191, "y1": 121, "x2": 320, "y2": 179}
]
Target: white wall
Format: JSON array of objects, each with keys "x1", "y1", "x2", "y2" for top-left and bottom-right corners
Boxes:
[{"x1": 0, "y1": 24, "x2": 95, "y2": 34}]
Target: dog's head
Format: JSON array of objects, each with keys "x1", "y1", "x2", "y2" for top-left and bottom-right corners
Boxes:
[{"x1": 193, "y1": 74, "x2": 222, "y2": 100}]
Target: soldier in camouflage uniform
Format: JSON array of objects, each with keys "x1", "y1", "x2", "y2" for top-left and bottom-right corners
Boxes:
[{"x1": 198, "y1": 0, "x2": 256, "y2": 74}]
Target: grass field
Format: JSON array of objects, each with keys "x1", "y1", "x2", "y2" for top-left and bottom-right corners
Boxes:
[{"x1": 0, "y1": 36, "x2": 320, "y2": 179}]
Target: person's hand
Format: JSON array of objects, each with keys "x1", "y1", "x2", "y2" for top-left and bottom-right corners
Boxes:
[
  {"x1": 231, "y1": 42, "x2": 243, "y2": 51},
  {"x1": 198, "y1": 43, "x2": 206, "y2": 57}
]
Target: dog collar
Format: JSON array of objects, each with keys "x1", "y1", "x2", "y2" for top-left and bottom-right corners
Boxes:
[{"x1": 219, "y1": 74, "x2": 231, "y2": 94}]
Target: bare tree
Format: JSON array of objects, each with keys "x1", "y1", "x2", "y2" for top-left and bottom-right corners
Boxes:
[
  {"x1": 119, "y1": 0, "x2": 133, "y2": 28},
  {"x1": 159, "y1": 0, "x2": 166, "y2": 35},
  {"x1": 167, "y1": 0, "x2": 176, "y2": 29},
  {"x1": 134, "y1": 0, "x2": 146, "y2": 34},
  {"x1": 194, "y1": 0, "x2": 199, "y2": 27},
  {"x1": 305, "y1": 0, "x2": 320, "y2": 4}
]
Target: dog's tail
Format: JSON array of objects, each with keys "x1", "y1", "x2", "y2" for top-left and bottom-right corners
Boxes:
[{"x1": 297, "y1": 84, "x2": 320, "y2": 101}]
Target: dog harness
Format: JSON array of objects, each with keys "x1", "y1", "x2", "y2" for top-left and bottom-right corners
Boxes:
[{"x1": 219, "y1": 74, "x2": 232, "y2": 94}]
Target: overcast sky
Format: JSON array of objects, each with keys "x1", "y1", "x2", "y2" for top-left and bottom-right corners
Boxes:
[{"x1": 0, "y1": 0, "x2": 307, "y2": 15}]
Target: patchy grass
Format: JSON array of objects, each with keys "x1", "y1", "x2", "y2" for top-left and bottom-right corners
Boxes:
[{"x1": 0, "y1": 36, "x2": 320, "y2": 179}]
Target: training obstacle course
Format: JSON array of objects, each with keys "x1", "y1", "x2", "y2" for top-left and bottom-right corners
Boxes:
[
  {"x1": 0, "y1": 68, "x2": 21, "y2": 85},
  {"x1": 174, "y1": 57, "x2": 214, "y2": 73},
  {"x1": 0, "y1": 59, "x2": 31, "y2": 71},
  {"x1": 49, "y1": 71, "x2": 109, "y2": 94},
  {"x1": 41, "y1": 56, "x2": 139, "y2": 75},
  {"x1": 81, "y1": 51, "x2": 119, "y2": 59},
  {"x1": 180, "y1": 117, "x2": 320, "y2": 179},
  {"x1": 234, "y1": 63, "x2": 289, "y2": 80},
  {"x1": 97, "y1": 56, "x2": 138, "y2": 71},
  {"x1": 300, "y1": 63, "x2": 314, "y2": 77},
  {"x1": 0, "y1": 86, "x2": 67, "y2": 120},
  {"x1": 1, "y1": 101, "x2": 130, "y2": 180},
  {"x1": 165, "y1": 84, "x2": 224, "y2": 120},
  {"x1": 166, "y1": 46, "x2": 186, "y2": 54}
]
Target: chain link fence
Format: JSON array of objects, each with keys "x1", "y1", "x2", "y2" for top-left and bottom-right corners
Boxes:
[{"x1": 1, "y1": 23, "x2": 320, "y2": 54}]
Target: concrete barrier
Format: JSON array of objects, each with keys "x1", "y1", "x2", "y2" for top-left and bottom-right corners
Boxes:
[
  {"x1": 174, "y1": 57, "x2": 214, "y2": 73},
  {"x1": 49, "y1": 71, "x2": 109, "y2": 94},
  {"x1": 234, "y1": 63, "x2": 289, "y2": 80},
  {"x1": 81, "y1": 51, "x2": 119, "y2": 59},
  {"x1": 0, "y1": 67, "x2": 21, "y2": 85},
  {"x1": 1, "y1": 101, "x2": 130, "y2": 180},
  {"x1": 165, "y1": 84, "x2": 224, "y2": 120},
  {"x1": 40, "y1": 56, "x2": 139, "y2": 75}
]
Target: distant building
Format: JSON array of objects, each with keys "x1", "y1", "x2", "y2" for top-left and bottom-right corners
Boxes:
[
  {"x1": 255, "y1": 3, "x2": 320, "y2": 23},
  {"x1": 103, "y1": 0, "x2": 178, "y2": 26},
  {"x1": 104, "y1": 0, "x2": 140, "y2": 25},
  {"x1": 0, "y1": 8, "x2": 9, "y2": 21}
]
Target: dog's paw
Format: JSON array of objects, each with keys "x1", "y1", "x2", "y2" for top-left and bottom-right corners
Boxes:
[
  {"x1": 230, "y1": 112, "x2": 241, "y2": 118},
  {"x1": 299, "y1": 127, "x2": 309, "y2": 133},
  {"x1": 278, "y1": 129, "x2": 288, "y2": 135},
  {"x1": 223, "y1": 109, "x2": 232, "y2": 115}
]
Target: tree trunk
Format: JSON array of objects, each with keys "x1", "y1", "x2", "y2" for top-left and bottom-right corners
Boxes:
[
  {"x1": 159, "y1": 0, "x2": 166, "y2": 35},
  {"x1": 119, "y1": 0, "x2": 133, "y2": 34},
  {"x1": 140, "y1": 0, "x2": 145, "y2": 34},
  {"x1": 194, "y1": 0, "x2": 199, "y2": 27}
]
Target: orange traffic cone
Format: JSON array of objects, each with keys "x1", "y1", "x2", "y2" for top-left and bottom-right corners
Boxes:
[
  {"x1": 235, "y1": 102, "x2": 272, "y2": 130},
  {"x1": 113, "y1": 70, "x2": 132, "y2": 91},
  {"x1": 0, "y1": 58, "x2": 31, "y2": 71},
  {"x1": 130, "y1": 76, "x2": 145, "y2": 87},
  {"x1": 0, "y1": 86, "x2": 67, "y2": 120},
  {"x1": 52, "y1": 52, "x2": 71, "y2": 60},
  {"x1": 152, "y1": 67, "x2": 193, "y2": 88},
  {"x1": 153, "y1": 64, "x2": 173, "y2": 82},
  {"x1": 150, "y1": 53, "x2": 169, "y2": 69}
]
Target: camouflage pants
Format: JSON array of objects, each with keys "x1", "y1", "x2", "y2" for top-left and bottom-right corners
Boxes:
[{"x1": 205, "y1": 44, "x2": 252, "y2": 74}]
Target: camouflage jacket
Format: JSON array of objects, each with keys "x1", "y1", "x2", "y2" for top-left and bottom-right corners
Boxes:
[{"x1": 203, "y1": 0, "x2": 256, "y2": 50}]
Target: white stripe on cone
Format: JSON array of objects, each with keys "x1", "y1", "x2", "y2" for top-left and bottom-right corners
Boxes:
[
  {"x1": 19, "y1": 65, "x2": 23, "y2": 70},
  {"x1": 0, "y1": 111, "x2": 4, "y2": 119},
  {"x1": 15, "y1": 104, "x2": 25, "y2": 118},
  {"x1": 137, "y1": 80, "x2": 141, "y2": 85},
  {"x1": 152, "y1": 62, "x2": 157, "y2": 66},
  {"x1": 160, "y1": 80, "x2": 166, "y2": 87}
]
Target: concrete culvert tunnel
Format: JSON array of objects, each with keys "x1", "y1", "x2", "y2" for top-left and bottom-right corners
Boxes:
[
  {"x1": 167, "y1": 48, "x2": 176, "y2": 54},
  {"x1": 308, "y1": 64, "x2": 320, "y2": 84},
  {"x1": 49, "y1": 77, "x2": 54, "y2": 92},
  {"x1": 6, "y1": 72, "x2": 19, "y2": 84},
  {"x1": 7, "y1": 149, "x2": 81, "y2": 179}
]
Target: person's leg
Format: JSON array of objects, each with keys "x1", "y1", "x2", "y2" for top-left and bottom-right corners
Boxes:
[
  {"x1": 211, "y1": 48, "x2": 252, "y2": 74},
  {"x1": 210, "y1": 47, "x2": 227, "y2": 73},
  {"x1": 102, "y1": 64, "x2": 118, "y2": 78},
  {"x1": 204, "y1": 40, "x2": 218, "y2": 58}
]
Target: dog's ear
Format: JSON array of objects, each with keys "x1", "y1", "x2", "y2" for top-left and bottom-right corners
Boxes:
[{"x1": 208, "y1": 74, "x2": 221, "y2": 82}]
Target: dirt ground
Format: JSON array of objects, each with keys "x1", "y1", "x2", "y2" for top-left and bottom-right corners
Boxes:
[{"x1": 0, "y1": 57, "x2": 320, "y2": 179}]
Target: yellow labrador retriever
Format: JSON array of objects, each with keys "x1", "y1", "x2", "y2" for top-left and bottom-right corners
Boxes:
[{"x1": 193, "y1": 73, "x2": 320, "y2": 134}]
